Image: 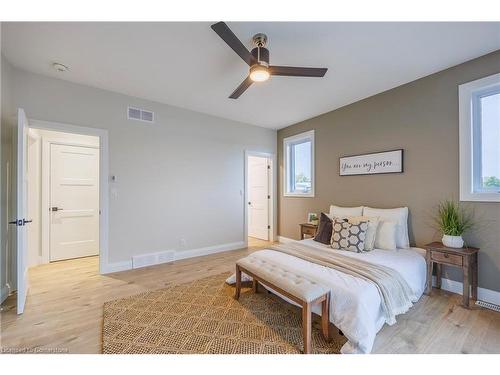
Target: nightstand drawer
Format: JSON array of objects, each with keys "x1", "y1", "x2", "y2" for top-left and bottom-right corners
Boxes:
[
  {"x1": 302, "y1": 226, "x2": 317, "y2": 236},
  {"x1": 431, "y1": 251, "x2": 463, "y2": 266}
]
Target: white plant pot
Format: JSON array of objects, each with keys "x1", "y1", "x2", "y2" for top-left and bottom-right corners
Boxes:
[{"x1": 442, "y1": 234, "x2": 464, "y2": 248}]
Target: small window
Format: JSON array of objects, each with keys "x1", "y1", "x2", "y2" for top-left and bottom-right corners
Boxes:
[
  {"x1": 459, "y1": 73, "x2": 500, "y2": 202},
  {"x1": 283, "y1": 130, "x2": 314, "y2": 197}
]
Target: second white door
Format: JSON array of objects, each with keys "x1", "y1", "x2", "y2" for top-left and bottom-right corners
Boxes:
[
  {"x1": 50, "y1": 143, "x2": 99, "y2": 261},
  {"x1": 248, "y1": 155, "x2": 270, "y2": 240}
]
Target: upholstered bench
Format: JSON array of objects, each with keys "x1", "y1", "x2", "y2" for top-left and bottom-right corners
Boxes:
[{"x1": 235, "y1": 256, "x2": 330, "y2": 354}]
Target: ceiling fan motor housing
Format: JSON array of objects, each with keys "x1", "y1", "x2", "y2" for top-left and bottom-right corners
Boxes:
[{"x1": 251, "y1": 47, "x2": 269, "y2": 67}]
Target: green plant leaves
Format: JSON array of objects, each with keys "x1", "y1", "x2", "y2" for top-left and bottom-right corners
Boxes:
[{"x1": 434, "y1": 200, "x2": 474, "y2": 236}]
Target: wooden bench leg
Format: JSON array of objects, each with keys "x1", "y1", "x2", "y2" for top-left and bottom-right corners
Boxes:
[
  {"x1": 235, "y1": 265, "x2": 241, "y2": 300},
  {"x1": 252, "y1": 279, "x2": 258, "y2": 293},
  {"x1": 302, "y1": 302, "x2": 312, "y2": 354},
  {"x1": 321, "y1": 294, "x2": 330, "y2": 340}
]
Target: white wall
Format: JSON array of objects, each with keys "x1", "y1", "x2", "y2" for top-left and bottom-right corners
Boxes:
[{"x1": 1, "y1": 60, "x2": 276, "y2": 273}]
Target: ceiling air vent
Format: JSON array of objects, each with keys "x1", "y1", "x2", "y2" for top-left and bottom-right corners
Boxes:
[{"x1": 127, "y1": 106, "x2": 155, "y2": 123}]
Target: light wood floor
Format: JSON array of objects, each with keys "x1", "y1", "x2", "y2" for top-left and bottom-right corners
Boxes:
[
  {"x1": 248, "y1": 237, "x2": 273, "y2": 247},
  {"x1": 1, "y1": 242, "x2": 499, "y2": 354}
]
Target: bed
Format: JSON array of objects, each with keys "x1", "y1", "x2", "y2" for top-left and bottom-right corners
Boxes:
[{"x1": 228, "y1": 238, "x2": 427, "y2": 354}]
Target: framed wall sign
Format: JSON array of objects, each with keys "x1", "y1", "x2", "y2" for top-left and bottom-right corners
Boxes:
[{"x1": 339, "y1": 149, "x2": 404, "y2": 176}]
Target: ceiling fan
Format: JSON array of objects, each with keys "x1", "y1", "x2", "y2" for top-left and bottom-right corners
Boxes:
[{"x1": 211, "y1": 22, "x2": 328, "y2": 99}]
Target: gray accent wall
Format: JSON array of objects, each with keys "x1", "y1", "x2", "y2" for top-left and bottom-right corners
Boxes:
[{"x1": 278, "y1": 50, "x2": 500, "y2": 292}]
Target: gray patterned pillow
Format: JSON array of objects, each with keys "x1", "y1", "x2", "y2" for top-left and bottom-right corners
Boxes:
[{"x1": 330, "y1": 219, "x2": 369, "y2": 252}]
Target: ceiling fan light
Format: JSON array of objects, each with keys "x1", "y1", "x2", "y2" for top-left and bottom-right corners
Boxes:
[{"x1": 249, "y1": 65, "x2": 270, "y2": 82}]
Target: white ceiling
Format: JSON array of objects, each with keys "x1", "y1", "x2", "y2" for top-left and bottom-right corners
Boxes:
[{"x1": 2, "y1": 22, "x2": 500, "y2": 129}]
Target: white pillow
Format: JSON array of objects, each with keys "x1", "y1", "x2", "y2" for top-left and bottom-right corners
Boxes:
[
  {"x1": 374, "y1": 221, "x2": 398, "y2": 250},
  {"x1": 329, "y1": 205, "x2": 363, "y2": 218},
  {"x1": 363, "y1": 206, "x2": 409, "y2": 248},
  {"x1": 343, "y1": 216, "x2": 380, "y2": 251}
]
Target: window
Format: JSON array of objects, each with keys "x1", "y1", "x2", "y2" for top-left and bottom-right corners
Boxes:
[
  {"x1": 283, "y1": 130, "x2": 314, "y2": 197},
  {"x1": 459, "y1": 73, "x2": 500, "y2": 202}
]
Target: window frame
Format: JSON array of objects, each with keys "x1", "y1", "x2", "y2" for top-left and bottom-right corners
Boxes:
[
  {"x1": 459, "y1": 72, "x2": 500, "y2": 202},
  {"x1": 283, "y1": 130, "x2": 315, "y2": 197}
]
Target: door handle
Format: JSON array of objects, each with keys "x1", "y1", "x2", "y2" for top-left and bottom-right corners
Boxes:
[
  {"x1": 51, "y1": 207, "x2": 63, "y2": 212},
  {"x1": 8, "y1": 219, "x2": 31, "y2": 226}
]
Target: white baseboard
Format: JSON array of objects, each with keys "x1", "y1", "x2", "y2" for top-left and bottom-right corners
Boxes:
[
  {"x1": 174, "y1": 241, "x2": 245, "y2": 261},
  {"x1": 100, "y1": 241, "x2": 246, "y2": 274},
  {"x1": 277, "y1": 235, "x2": 297, "y2": 243},
  {"x1": 101, "y1": 260, "x2": 133, "y2": 274},
  {"x1": 432, "y1": 276, "x2": 500, "y2": 306},
  {"x1": 1, "y1": 285, "x2": 10, "y2": 304}
]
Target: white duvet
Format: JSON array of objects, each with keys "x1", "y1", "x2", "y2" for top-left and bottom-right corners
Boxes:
[{"x1": 227, "y1": 239, "x2": 427, "y2": 354}]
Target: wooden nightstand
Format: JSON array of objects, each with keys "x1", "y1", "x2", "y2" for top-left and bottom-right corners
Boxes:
[
  {"x1": 423, "y1": 242, "x2": 479, "y2": 308},
  {"x1": 300, "y1": 223, "x2": 318, "y2": 240}
]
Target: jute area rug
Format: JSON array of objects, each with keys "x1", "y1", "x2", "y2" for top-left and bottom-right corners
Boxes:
[{"x1": 102, "y1": 272, "x2": 346, "y2": 354}]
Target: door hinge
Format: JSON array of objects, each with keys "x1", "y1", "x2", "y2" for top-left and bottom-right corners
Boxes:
[
  {"x1": 267, "y1": 165, "x2": 270, "y2": 169},
  {"x1": 267, "y1": 195, "x2": 270, "y2": 199},
  {"x1": 267, "y1": 225, "x2": 271, "y2": 229}
]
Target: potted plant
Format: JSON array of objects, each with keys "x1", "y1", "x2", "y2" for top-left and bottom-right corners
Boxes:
[{"x1": 434, "y1": 200, "x2": 474, "y2": 248}]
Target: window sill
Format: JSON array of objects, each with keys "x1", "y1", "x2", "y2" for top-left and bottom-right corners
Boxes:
[
  {"x1": 460, "y1": 192, "x2": 500, "y2": 202},
  {"x1": 283, "y1": 193, "x2": 315, "y2": 198}
]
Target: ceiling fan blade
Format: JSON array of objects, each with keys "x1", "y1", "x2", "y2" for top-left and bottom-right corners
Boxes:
[
  {"x1": 211, "y1": 22, "x2": 256, "y2": 66},
  {"x1": 270, "y1": 66, "x2": 328, "y2": 77},
  {"x1": 229, "y1": 77, "x2": 253, "y2": 99}
]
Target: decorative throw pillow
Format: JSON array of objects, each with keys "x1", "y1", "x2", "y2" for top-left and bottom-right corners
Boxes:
[
  {"x1": 374, "y1": 220, "x2": 398, "y2": 250},
  {"x1": 343, "y1": 216, "x2": 380, "y2": 251},
  {"x1": 363, "y1": 207, "x2": 409, "y2": 249},
  {"x1": 330, "y1": 219, "x2": 369, "y2": 252},
  {"x1": 313, "y1": 212, "x2": 333, "y2": 245}
]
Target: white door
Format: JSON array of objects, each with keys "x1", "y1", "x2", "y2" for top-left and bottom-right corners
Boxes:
[
  {"x1": 248, "y1": 155, "x2": 270, "y2": 240},
  {"x1": 49, "y1": 144, "x2": 99, "y2": 261},
  {"x1": 15, "y1": 109, "x2": 30, "y2": 314}
]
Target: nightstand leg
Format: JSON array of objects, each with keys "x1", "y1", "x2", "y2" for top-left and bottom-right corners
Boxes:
[
  {"x1": 463, "y1": 258, "x2": 470, "y2": 308},
  {"x1": 425, "y1": 256, "x2": 433, "y2": 295},
  {"x1": 436, "y1": 263, "x2": 442, "y2": 289},
  {"x1": 471, "y1": 253, "x2": 478, "y2": 301}
]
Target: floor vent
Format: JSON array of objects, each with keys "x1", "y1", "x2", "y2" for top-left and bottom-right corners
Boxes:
[
  {"x1": 132, "y1": 250, "x2": 174, "y2": 269},
  {"x1": 127, "y1": 106, "x2": 154, "y2": 123},
  {"x1": 475, "y1": 300, "x2": 500, "y2": 312}
]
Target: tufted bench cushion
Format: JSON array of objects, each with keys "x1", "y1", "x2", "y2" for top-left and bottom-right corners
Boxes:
[{"x1": 236, "y1": 256, "x2": 329, "y2": 303}]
